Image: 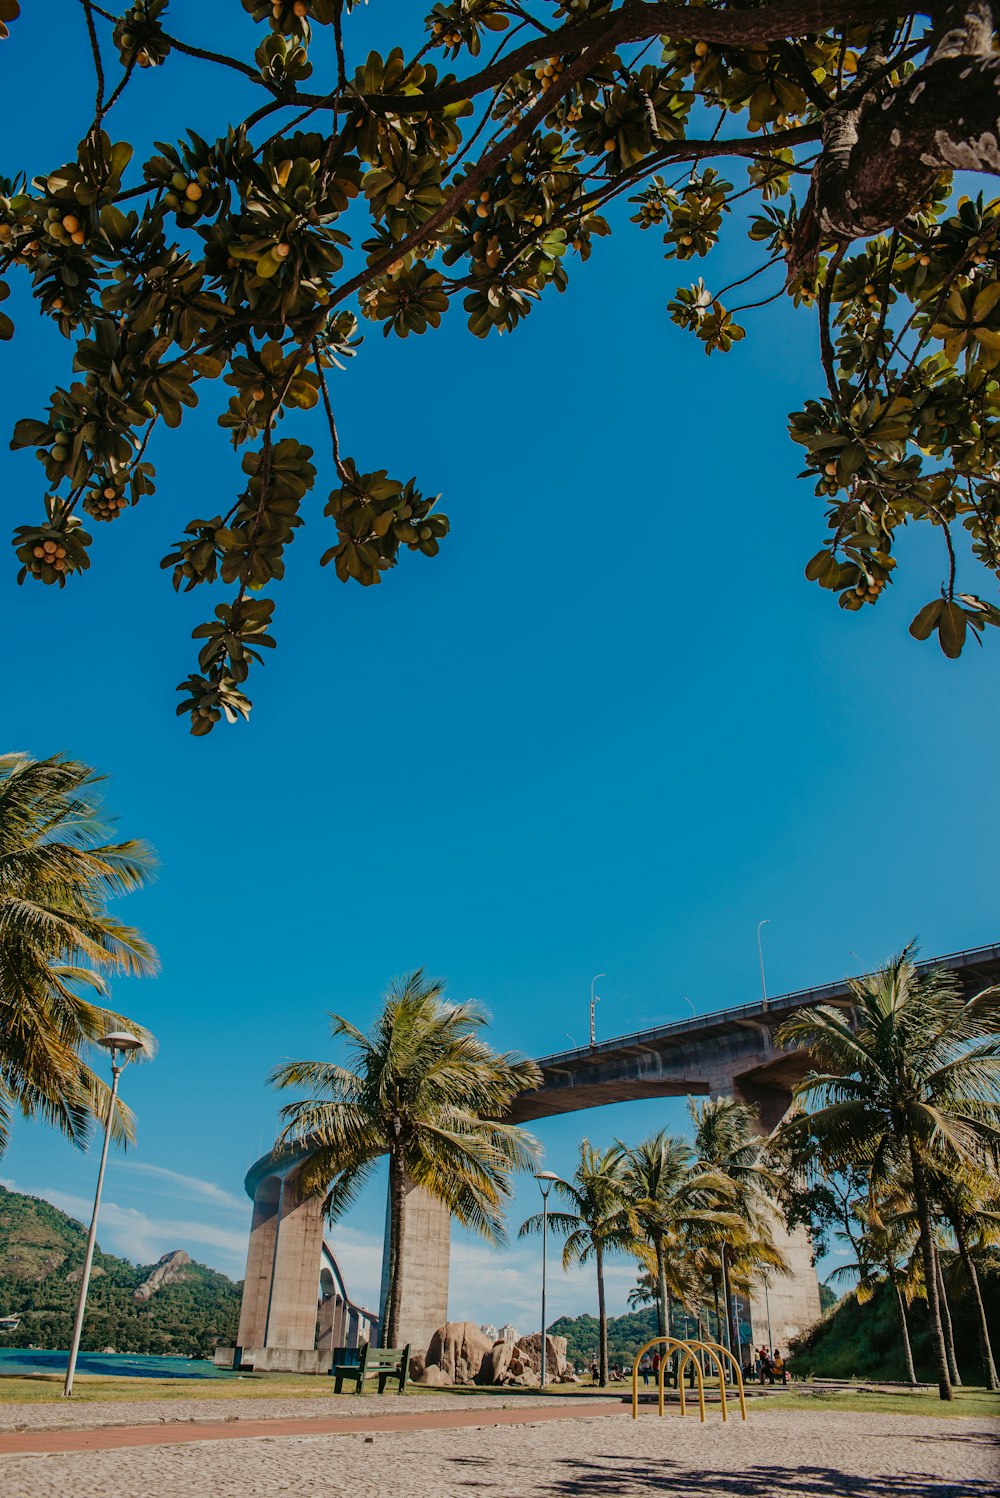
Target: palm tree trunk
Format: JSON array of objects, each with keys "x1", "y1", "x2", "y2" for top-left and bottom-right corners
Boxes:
[
  {"x1": 893, "y1": 1283, "x2": 917, "y2": 1386},
  {"x1": 655, "y1": 1242, "x2": 668, "y2": 1340},
  {"x1": 906, "y1": 1135, "x2": 952, "y2": 1401},
  {"x1": 954, "y1": 1222, "x2": 999, "y2": 1391},
  {"x1": 596, "y1": 1240, "x2": 608, "y2": 1387},
  {"x1": 934, "y1": 1246, "x2": 962, "y2": 1387},
  {"x1": 720, "y1": 1242, "x2": 736, "y2": 1358},
  {"x1": 712, "y1": 1280, "x2": 722, "y2": 1347},
  {"x1": 385, "y1": 1153, "x2": 407, "y2": 1349}
]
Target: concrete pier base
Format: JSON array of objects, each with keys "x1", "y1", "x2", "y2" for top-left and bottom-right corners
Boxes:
[{"x1": 379, "y1": 1179, "x2": 451, "y2": 1354}]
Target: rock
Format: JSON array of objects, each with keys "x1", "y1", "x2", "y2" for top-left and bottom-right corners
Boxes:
[
  {"x1": 416, "y1": 1363, "x2": 452, "y2": 1388},
  {"x1": 480, "y1": 1338, "x2": 515, "y2": 1385},
  {"x1": 133, "y1": 1249, "x2": 191, "y2": 1303},
  {"x1": 514, "y1": 1332, "x2": 570, "y2": 1381},
  {"x1": 423, "y1": 1321, "x2": 494, "y2": 1386},
  {"x1": 65, "y1": 1264, "x2": 105, "y2": 1284},
  {"x1": 408, "y1": 1352, "x2": 426, "y2": 1382}
]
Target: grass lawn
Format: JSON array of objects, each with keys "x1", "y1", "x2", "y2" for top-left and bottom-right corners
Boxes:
[{"x1": 766, "y1": 1385, "x2": 1000, "y2": 1419}]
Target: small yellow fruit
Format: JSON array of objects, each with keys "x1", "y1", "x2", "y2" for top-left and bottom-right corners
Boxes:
[
  {"x1": 71, "y1": 230, "x2": 86, "y2": 245},
  {"x1": 694, "y1": 41, "x2": 709, "y2": 56},
  {"x1": 919, "y1": 254, "x2": 931, "y2": 266},
  {"x1": 62, "y1": 214, "x2": 80, "y2": 233},
  {"x1": 476, "y1": 205, "x2": 489, "y2": 218},
  {"x1": 274, "y1": 242, "x2": 291, "y2": 258},
  {"x1": 604, "y1": 139, "x2": 615, "y2": 153},
  {"x1": 824, "y1": 462, "x2": 837, "y2": 476},
  {"x1": 185, "y1": 182, "x2": 203, "y2": 201}
]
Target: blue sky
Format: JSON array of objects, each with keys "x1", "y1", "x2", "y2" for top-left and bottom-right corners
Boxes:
[{"x1": 2, "y1": 3, "x2": 998, "y2": 1331}]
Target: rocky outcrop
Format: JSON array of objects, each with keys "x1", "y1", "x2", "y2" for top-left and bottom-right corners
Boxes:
[
  {"x1": 133, "y1": 1249, "x2": 191, "y2": 1303},
  {"x1": 419, "y1": 1324, "x2": 578, "y2": 1388},
  {"x1": 65, "y1": 1264, "x2": 105, "y2": 1284},
  {"x1": 420, "y1": 1321, "x2": 493, "y2": 1385}
]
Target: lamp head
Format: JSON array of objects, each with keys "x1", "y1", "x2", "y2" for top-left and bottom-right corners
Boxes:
[
  {"x1": 534, "y1": 1170, "x2": 559, "y2": 1197},
  {"x1": 98, "y1": 1031, "x2": 146, "y2": 1066}
]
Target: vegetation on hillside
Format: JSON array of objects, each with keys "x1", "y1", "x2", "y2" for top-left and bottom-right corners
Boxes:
[
  {"x1": 792, "y1": 1257, "x2": 1000, "y2": 1385},
  {"x1": 0, "y1": 1184, "x2": 240, "y2": 1357}
]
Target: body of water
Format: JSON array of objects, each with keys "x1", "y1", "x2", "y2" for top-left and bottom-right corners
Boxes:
[{"x1": 0, "y1": 1347, "x2": 236, "y2": 1379}]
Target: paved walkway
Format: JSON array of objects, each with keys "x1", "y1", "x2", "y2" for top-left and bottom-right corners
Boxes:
[
  {"x1": 0, "y1": 1398, "x2": 631, "y2": 1455},
  {"x1": 0, "y1": 1402, "x2": 994, "y2": 1497}
]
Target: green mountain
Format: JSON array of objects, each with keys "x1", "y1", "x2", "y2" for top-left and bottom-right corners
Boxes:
[
  {"x1": 790, "y1": 1257, "x2": 1000, "y2": 1384},
  {"x1": 0, "y1": 1184, "x2": 241, "y2": 1357},
  {"x1": 549, "y1": 1305, "x2": 710, "y2": 1369}
]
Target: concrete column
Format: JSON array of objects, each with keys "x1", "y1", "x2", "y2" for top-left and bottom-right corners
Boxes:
[
  {"x1": 731, "y1": 1074, "x2": 822, "y2": 1349},
  {"x1": 236, "y1": 1174, "x2": 281, "y2": 1349},
  {"x1": 264, "y1": 1171, "x2": 327, "y2": 1350},
  {"x1": 379, "y1": 1178, "x2": 451, "y2": 1355}
]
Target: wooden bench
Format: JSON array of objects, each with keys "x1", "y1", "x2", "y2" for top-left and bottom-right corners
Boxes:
[{"x1": 332, "y1": 1342, "x2": 410, "y2": 1395}]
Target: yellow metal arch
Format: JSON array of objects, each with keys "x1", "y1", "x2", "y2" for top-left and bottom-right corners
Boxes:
[
  {"x1": 630, "y1": 1336, "x2": 750, "y2": 1424},
  {"x1": 700, "y1": 1341, "x2": 748, "y2": 1422},
  {"x1": 631, "y1": 1336, "x2": 704, "y2": 1421}
]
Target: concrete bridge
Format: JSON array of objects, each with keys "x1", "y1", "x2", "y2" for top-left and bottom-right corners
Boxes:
[{"x1": 230, "y1": 943, "x2": 1000, "y2": 1371}]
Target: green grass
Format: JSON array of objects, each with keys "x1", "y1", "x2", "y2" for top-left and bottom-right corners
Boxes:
[
  {"x1": 765, "y1": 1384, "x2": 1000, "y2": 1419},
  {"x1": 0, "y1": 1372, "x2": 344, "y2": 1404}
]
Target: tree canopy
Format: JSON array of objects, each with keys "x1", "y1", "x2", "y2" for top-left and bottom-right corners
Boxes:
[{"x1": 3, "y1": 1, "x2": 1000, "y2": 730}]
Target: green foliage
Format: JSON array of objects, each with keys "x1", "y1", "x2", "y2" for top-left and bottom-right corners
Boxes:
[
  {"x1": 792, "y1": 1257, "x2": 1000, "y2": 1384},
  {"x1": 3, "y1": 5, "x2": 1000, "y2": 728},
  {"x1": 0, "y1": 752, "x2": 155, "y2": 1155},
  {"x1": 0, "y1": 1185, "x2": 241, "y2": 1357}
]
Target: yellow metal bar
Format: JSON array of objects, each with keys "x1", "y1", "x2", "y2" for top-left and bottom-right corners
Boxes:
[
  {"x1": 674, "y1": 1345, "x2": 707, "y2": 1422},
  {"x1": 702, "y1": 1341, "x2": 748, "y2": 1421}
]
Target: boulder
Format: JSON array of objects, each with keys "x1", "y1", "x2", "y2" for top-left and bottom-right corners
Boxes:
[
  {"x1": 408, "y1": 1351, "x2": 426, "y2": 1382},
  {"x1": 514, "y1": 1332, "x2": 570, "y2": 1381},
  {"x1": 423, "y1": 1321, "x2": 494, "y2": 1386},
  {"x1": 416, "y1": 1363, "x2": 452, "y2": 1388}
]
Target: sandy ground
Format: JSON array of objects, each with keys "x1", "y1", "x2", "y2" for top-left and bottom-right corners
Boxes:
[{"x1": 0, "y1": 1405, "x2": 995, "y2": 1497}]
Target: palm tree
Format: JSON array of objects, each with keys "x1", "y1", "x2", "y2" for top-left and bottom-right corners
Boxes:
[
  {"x1": 827, "y1": 1197, "x2": 921, "y2": 1385},
  {"x1": 270, "y1": 971, "x2": 541, "y2": 1347},
  {"x1": 689, "y1": 1096, "x2": 785, "y2": 1357},
  {"x1": 0, "y1": 752, "x2": 156, "y2": 1154},
  {"x1": 519, "y1": 1140, "x2": 637, "y2": 1386},
  {"x1": 777, "y1": 945, "x2": 1000, "y2": 1401},
  {"x1": 618, "y1": 1131, "x2": 738, "y2": 1340}
]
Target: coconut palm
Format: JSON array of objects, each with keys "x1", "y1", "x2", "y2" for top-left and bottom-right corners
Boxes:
[
  {"x1": 618, "y1": 1131, "x2": 739, "y2": 1340},
  {"x1": 689, "y1": 1096, "x2": 785, "y2": 1356},
  {"x1": 827, "y1": 1197, "x2": 921, "y2": 1385},
  {"x1": 270, "y1": 971, "x2": 541, "y2": 1347},
  {"x1": 777, "y1": 945, "x2": 1000, "y2": 1401},
  {"x1": 0, "y1": 752, "x2": 156, "y2": 1154},
  {"x1": 519, "y1": 1140, "x2": 637, "y2": 1386}
]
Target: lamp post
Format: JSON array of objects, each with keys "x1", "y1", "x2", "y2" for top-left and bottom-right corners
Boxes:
[
  {"x1": 589, "y1": 974, "x2": 605, "y2": 1048},
  {"x1": 756, "y1": 920, "x2": 770, "y2": 1011},
  {"x1": 534, "y1": 1170, "x2": 559, "y2": 1388},
  {"x1": 63, "y1": 1031, "x2": 146, "y2": 1397},
  {"x1": 762, "y1": 1271, "x2": 774, "y2": 1355}
]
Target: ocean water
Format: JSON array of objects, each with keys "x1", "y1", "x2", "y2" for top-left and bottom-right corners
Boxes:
[{"x1": 0, "y1": 1347, "x2": 236, "y2": 1379}]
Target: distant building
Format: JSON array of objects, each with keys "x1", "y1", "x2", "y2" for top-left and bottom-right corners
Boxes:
[
  {"x1": 498, "y1": 1323, "x2": 519, "y2": 1343},
  {"x1": 480, "y1": 1324, "x2": 498, "y2": 1342}
]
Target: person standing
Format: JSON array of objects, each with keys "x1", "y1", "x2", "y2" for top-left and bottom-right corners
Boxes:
[{"x1": 773, "y1": 1349, "x2": 786, "y2": 1385}]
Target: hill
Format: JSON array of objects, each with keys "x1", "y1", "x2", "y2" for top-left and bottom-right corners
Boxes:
[
  {"x1": 790, "y1": 1258, "x2": 1000, "y2": 1384},
  {"x1": 548, "y1": 1306, "x2": 711, "y2": 1369},
  {"x1": 0, "y1": 1184, "x2": 241, "y2": 1357}
]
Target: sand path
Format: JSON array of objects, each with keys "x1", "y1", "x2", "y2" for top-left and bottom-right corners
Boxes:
[{"x1": 0, "y1": 1403, "x2": 994, "y2": 1497}]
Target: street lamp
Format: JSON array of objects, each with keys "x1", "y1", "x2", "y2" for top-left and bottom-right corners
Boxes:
[
  {"x1": 589, "y1": 974, "x2": 605, "y2": 1047},
  {"x1": 756, "y1": 920, "x2": 770, "y2": 1011},
  {"x1": 762, "y1": 1271, "x2": 774, "y2": 1354},
  {"x1": 63, "y1": 1031, "x2": 146, "y2": 1397},
  {"x1": 534, "y1": 1170, "x2": 559, "y2": 1389}
]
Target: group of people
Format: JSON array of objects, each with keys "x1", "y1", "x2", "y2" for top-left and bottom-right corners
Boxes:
[
  {"x1": 631, "y1": 1345, "x2": 789, "y2": 1387},
  {"x1": 752, "y1": 1346, "x2": 787, "y2": 1384}
]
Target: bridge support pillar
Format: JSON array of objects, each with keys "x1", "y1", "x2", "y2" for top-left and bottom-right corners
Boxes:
[
  {"x1": 732, "y1": 1074, "x2": 822, "y2": 1352},
  {"x1": 380, "y1": 1178, "x2": 451, "y2": 1355}
]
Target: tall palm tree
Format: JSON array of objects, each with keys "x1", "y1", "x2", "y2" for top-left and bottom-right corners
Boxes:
[
  {"x1": 689, "y1": 1096, "x2": 785, "y2": 1357},
  {"x1": 827, "y1": 1197, "x2": 921, "y2": 1385},
  {"x1": 777, "y1": 946, "x2": 1000, "y2": 1401},
  {"x1": 271, "y1": 971, "x2": 541, "y2": 1347},
  {"x1": 519, "y1": 1140, "x2": 637, "y2": 1386},
  {"x1": 0, "y1": 752, "x2": 156, "y2": 1154},
  {"x1": 618, "y1": 1131, "x2": 738, "y2": 1340}
]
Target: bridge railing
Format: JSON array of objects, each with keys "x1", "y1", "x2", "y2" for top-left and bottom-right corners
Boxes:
[{"x1": 535, "y1": 942, "x2": 1000, "y2": 1071}]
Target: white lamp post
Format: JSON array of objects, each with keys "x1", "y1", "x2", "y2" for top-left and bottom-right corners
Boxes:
[
  {"x1": 757, "y1": 920, "x2": 770, "y2": 1011},
  {"x1": 589, "y1": 974, "x2": 605, "y2": 1047},
  {"x1": 63, "y1": 1031, "x2": 146, "y2": 1397},
  {"x1": 534, "y1": 1170, "x2": 559, "y2": 1388}
]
